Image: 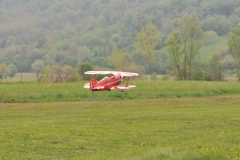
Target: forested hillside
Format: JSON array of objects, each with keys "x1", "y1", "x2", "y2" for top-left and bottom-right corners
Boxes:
[{"x1": 0, "y1": 0, "x2": 240, "y2": 74}]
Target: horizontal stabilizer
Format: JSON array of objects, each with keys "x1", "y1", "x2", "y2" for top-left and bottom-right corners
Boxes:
[{"x1": 84, "y1": 83, "x2": 90, "y2": 89}]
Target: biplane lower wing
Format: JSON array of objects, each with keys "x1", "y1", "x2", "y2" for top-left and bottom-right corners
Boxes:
[{"x1": 113, "y1": 85, "x2": 136, "y2": 90}]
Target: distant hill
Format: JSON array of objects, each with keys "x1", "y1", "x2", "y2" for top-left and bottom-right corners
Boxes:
[{"x1": 0, "y1": 0, "x2": 240, "y2": 74}]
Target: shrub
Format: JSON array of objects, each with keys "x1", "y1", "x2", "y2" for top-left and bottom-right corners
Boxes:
[{"x1": 161, "y1": 75, "x2": 170, "y2": 81}]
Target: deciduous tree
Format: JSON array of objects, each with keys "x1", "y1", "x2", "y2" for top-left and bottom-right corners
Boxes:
[
  {"x1": 108, "y1": 48, "x2": 128, "y2": 71},
  {"x1": 178, "y1": 14, "x2": 205, "y2": 79},
  {"x1": 8, "y1": 64, "x2": 18, "y2": 78},
  {"x1": 31, "y1": 60, "x2": 44, "y2": 77},
  {"x1": 165, "y1": 14, "x2": 205, "y2": 80},
  {"x1": 204, "y1": 31, "x2": 218, "y2": 42},
  {"x1": 0, "y1": 63, "x2": 10, "y2": 79},
  {"x1": 77, "y1": 62, "x2": 94, "y2": 80},
  {"x1": 228, "y1": 24, "x2": 240, "y2": 81},
  {"x1": 134, "y1": 22, "x2": 160, "y2": 80},
  {"x1": 208, "y1": 53, "x2": 224, "y2": 81},
  {"x1": 165, "y1": 30, "x2": 183, "y2": 77},
  {"x1": 62, "y1": 65, "x2": 74, "y2": 78}
]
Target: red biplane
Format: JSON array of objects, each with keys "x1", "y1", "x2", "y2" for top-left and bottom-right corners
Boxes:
[{"x1": 83, "y1": 71, "x2": 139, "y2": 92}]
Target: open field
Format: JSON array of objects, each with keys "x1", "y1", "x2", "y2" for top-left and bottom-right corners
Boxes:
[
  {"x1": 200, "y1": 36, "x2": 228, "y2": 61},
  {"x1": 1, "y1": 96, "x2": 240, "y2": 159},
  {"x1": 1, "y1": 81, "x2": 240, "y2": 102},
  {"x1": 1, "y1": 81, "x2": 240, "y2": 159},
  {"x1": 0, "y1": 73, "x2": 37, "y2": 83}
]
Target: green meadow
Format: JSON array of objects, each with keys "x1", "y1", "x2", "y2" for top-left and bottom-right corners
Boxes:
[
  {"x1": 0, "y1": 81, "x2": 240, "y2": 159},
  {"x1": 1, "y1": 96, "x2": 240, "y2": 159},
  {"x1": 199, "y1": 36, "x2": 228, "y2": 60}
]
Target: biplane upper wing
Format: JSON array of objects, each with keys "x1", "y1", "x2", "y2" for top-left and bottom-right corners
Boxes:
[
  {"x1": 116, "y1": 71, "x2": 138, "y2": 77},
  {"x1": 84, "y1": 71, "x2": 138, "y2": 77}
]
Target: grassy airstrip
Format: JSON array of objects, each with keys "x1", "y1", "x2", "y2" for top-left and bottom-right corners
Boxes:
[{"x1": 0, "y1": 81, "x2": 240, "y2": 159}]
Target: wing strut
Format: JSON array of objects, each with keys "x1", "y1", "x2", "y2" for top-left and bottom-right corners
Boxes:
[{"x1": 125, "y1": 77, "x2": 130, "y2": 87}]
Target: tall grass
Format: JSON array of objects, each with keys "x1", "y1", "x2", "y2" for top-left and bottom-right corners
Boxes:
[{"x1": 1, "y1": 81, "x2": 240, "y2": 102}]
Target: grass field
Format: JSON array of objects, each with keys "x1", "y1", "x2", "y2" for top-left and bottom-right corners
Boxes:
[
  {"x1": 1, "y1": 96, "x2": 240, "y2": 159},
  {"x1": 1, "y1": 81, "x2": 240, "y2": 159},
  {"x1": 200, "y1": 36, "x2": 228, "y2": 61}
]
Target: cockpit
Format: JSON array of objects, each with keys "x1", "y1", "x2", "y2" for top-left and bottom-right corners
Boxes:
[{"x1": 103, "y1": 76, "x2": 110, "y2": 81}]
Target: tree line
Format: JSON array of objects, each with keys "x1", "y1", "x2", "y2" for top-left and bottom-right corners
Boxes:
[
  {"x1": 1, "y1": 15, "x2": 240, "y2": 82},
  {"x1": 0, "y1": 60, "x2": 93, "y2": 82},
  {"x1": 0, "y1": 14, "x2": 240, "y2": 82}
]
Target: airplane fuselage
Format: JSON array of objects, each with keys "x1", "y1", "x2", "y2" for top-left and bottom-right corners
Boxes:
[{"x1": 90, "y1": 75, "x2": 122, "y2": 91}]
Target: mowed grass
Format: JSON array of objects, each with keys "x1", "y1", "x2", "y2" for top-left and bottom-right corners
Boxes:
[
  {"x1": 0, "y1": 96, "x2": 240, "y2": 159},
  {"x1": 1, "y1": 81, "x2": 240, "y2": 102}
]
